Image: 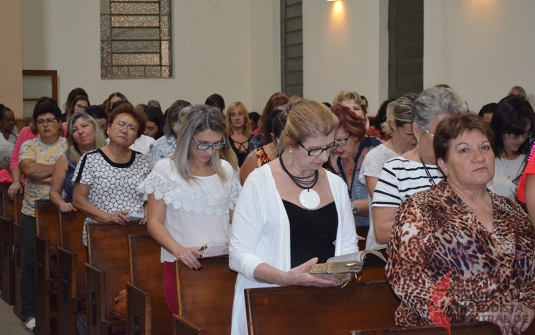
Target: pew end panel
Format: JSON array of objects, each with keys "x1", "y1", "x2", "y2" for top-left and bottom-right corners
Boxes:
[
  {"x1": 57, "y1": 247, "x2": 78, "y2": 335},
  {"x1": 173, "y1": 315, "x2": 206, "y2": 335},
  {"x1": 128, "y1": 234, "x2": 173, "y2": 335},
  {"x1": 245, "y1": 280, "x2": 400, "y2": 335},
  {"x1": 35, "y1": 200, "x2": 61, "y2": 251},
  {"x1": 13, "y1": 193, "x2": 24, "y2": 224},
  {"x1": 86, "y1": 263, "x2": 106, "y2": 335},
  {"x1": 12, "y1": 222, "x2": 22, "y2": 320},
  {"x1": 34, "y1": 234, "x2": 55, "y2": 335},
  {"x1": 126, "y1": 282, "x2": 151, "y2": 335},
  {"x1": 0, "y1": 217, "x2": 14, "y2": 304},
  {"x1": 175, "y1": 257, "x2": 237, "y2": 335}
]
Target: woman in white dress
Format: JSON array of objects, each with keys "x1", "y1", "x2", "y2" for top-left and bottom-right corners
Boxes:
[
  {"x1": 0, "y1": 105, "x2": 17, "y2": 170},
  {"x1": 487, "y1": 95, "x2": 535, "y2": 200},
  {"x1": 142, "y1": 104, "x2": 241, "y2": 315}
]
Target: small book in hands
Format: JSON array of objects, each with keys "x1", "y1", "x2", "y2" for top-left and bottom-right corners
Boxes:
[
  {"x1": 308, "y1": 250, "x2": 386, "y2": 278},
  {"x1": 197, "y1": 242, "x2": 230, "y2": 258}
]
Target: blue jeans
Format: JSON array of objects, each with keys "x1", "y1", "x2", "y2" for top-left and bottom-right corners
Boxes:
[{"x1": 20, "y1": 213, "x2": 36, "y2": 321}]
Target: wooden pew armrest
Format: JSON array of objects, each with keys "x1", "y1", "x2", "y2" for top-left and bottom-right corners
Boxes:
[{"x1": 173, "y1": 314, "x2": 206, "y2": 335}]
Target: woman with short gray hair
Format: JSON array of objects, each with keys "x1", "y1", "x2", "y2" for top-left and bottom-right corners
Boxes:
[
  {"x1": 372, "y1": 86, "x2": 468, "y2": 245},
  {"x1": 142, "y1": 104, "x2": 241, "y2": 315}
]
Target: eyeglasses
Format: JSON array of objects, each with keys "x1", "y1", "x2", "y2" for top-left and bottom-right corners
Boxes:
[
  {"x1": 36, "y1": 118, "x2": 58, "y2": 127},
  {"x1": 298, "y1": 141, "x2": 339, "y2": 156},
  {"x1": 421, "y1": 126, "x2": 435, "y2": 137},
  {"x1": 507, "y1": 132, "x2": 532, "y2": 140},
  {"x1": 191, "y1": 136, "x2": 226, "y2": 150},
  {"x1": 336, "y1": 134, "x2": 352, "y2": 146},
  {"x1": 74, "y1": 104, "x2": 88, "y2": 111},
  {"x1": 113, "y1": 121, "x2": 138, "y2": 133}
]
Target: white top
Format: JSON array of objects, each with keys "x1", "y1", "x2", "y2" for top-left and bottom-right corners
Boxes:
[
  {"x1": 0, "y1": 132, "x2": 17, "y2": 165},
  {"x1": 140, "y1": 158, "x2": 241, "y2": 263},
  {"x1": 487, "y1": 154, "x2": 526, "y2": 201},
  {"x1": 229, "y1": 165, "x2": 359, "y2": 335},
  {"x1": 358, "y1": 144, "x2": 398, "y2": 250},
  {"x1": 105, "y1": 134, "x2": 155, "y2": 155},
  {"x1": 372, "y1": 156, "x2": 443, "y2": 208},
  {"x1": 73, "y1": 149, "x2": 151, "y2": 245}
]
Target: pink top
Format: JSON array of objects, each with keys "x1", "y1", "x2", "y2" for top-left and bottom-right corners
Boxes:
[
  {"x1": 252, "y1": 128, "x2": 260, "y2": 136},
  {"x1": 10, "y1": 127, "x2": 38, "y2": 170}
]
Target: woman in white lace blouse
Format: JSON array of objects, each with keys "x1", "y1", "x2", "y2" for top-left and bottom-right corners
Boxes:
[{"x1": 142, "y1": 104, "x2": 241, "y2": 315}]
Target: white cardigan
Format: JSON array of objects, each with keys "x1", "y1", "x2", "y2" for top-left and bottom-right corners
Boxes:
[{"x1": 229, "y1": 164, "x2": 359, "y2": 335}]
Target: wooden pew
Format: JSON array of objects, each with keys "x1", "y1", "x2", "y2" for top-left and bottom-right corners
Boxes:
[
  {"x1": 34, "y1": 200, "x2": 61, "y2": 335},
  {"x1": 245, "y1": 280, "x2": 400, "y2": 335},
  {"x1": 12, "y1": 193, "x2": 24, "y2": 320},
  {"x1": 86, "y1": 222, "x2": 147, "y2": 335},
  {"x1": 126, "y1": 234, "x2": 173, "y2": 335},
  {"x1": 0, "y1": 186, "x2": 17, "y2": 305},
  {"x1": 57, "y1": 210, "x2": 87, "y2": 335},
  {"x1": 0, "y1": 182, "x2": 8, "y2": 289},
  {"x1": 174, "y1": 257, "x2": 237, "y2": 335}
]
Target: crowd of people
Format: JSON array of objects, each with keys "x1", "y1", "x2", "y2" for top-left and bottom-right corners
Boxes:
[{"x1": 2, "y1": 83, "x2": 535, "y2": 335}]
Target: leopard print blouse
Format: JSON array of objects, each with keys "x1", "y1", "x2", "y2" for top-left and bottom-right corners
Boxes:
[{"x1": 386, "y1": 180, "x2": 535, "y2": 327}]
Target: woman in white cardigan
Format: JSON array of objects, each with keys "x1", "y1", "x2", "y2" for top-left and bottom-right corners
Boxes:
[{"x1": 229, "y1": 100, "x2": 359, "y2": 335}]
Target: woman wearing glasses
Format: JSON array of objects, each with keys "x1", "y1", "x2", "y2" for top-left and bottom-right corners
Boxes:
[
  {"x1": 372, "y1": 86, "x2": 468, "y2": 246},
  {"x1": 331, "y1": 105, "x2": 380, "y2": 229},
  {"x1": 229, "y1": 100, "x2": 358, "y2": 335},
  {"x1": 18, "y1": 102, "x2": 67, "y2": 330},
  {"x1": 72, "y1": 103, "x2": 151, "y2": 246},
  {"x1": 142, "y1": 104, "x2": 241, "y2": 314},
  {"x1": 488, "y1": 95, "x2": 535, "y2": 200}
]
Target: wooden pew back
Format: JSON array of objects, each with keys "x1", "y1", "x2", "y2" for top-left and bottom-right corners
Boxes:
[
  {"x1": 87, "y1": 222, "x2": 147, "y2": 326},
  {"x1": 245, "y1": 280, "x2": 400, "y2": 335},
  {"x1": 174, "y1": 257, "x2": 237, "y2": 335},
  {"x1": 128, "y1": 234, "x2": 173, "y2": 335},
  {"x1": 35, "y1": 200, "x2": 60, "y2": 250},
  {"x1": 59, "y1": 210, "x2": 87, "y2": 298}
]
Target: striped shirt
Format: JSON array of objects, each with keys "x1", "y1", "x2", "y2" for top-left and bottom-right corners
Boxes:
[{"x1": 372, "y1": 157, "x2": 444, "y2": 208}]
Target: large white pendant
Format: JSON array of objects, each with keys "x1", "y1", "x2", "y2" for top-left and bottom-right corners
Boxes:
[{"x1": 299, "y1": 189, "x2": 320, "y2": 210}]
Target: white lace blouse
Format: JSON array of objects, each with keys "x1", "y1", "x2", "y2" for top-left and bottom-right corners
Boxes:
[{"x1": 140, "y1": 158, "x2": 241, "y2": 263}]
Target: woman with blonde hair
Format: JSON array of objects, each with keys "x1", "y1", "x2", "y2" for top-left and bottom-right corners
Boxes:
[
  {"x1": 230, "y1": 99, "x2": 358, "y2": 334},
  {"x1": 142, "y1": 104, "x2": 241, "y2": 314},
  {"x1": 225, "y1": 102, "x2": 252, "y2": 167},
  {"x1": 50, "y1": 112, "x2": 106, "y2": 212}
]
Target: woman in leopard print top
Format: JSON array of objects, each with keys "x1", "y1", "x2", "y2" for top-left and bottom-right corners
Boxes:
[{"x1": 387, "y1": 114, "x2": 535, "y2": 333}]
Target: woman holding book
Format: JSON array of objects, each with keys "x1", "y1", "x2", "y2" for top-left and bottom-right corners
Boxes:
[
  {"x1": 386, "y1": 114, "x2": 535, "y2": 333},
  {"x1": 229, "y1": 100, "x2": 358, "y2": 335},
  {"x1": 142, "y1": 104, "x2": 241, "y2": 314}
]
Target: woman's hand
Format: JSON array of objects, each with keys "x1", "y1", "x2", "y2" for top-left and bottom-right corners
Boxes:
[
  {"x1": 59, "y1": 203, "x2": 76, "y2": 213},
  {"x1": 139, "y1": 217, "x2": 147, "y2": 225},
  {"x1": 174, "y1": 245, "x2": 202, "y2": 270},
  {"x1": 285, "y1": 258, "x2": 339, "y2": 287},
  {"x1": 109, "y1": 210, "x2": 129, "y2": 226},
  {"x1": 478, "y1": 302, "x2": 534, "y2": 335},
  {"x1": 8, "y1": 181, "x2": 22, "y2": 200}
]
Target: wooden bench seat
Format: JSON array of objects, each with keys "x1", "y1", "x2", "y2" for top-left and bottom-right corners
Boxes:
[
  {"x1": 86, "y1": 222, "x2": 147, "y2": 335},
  {"x1": 126, "y1": 234, "x2": 173, "y2": 335},
  {"x1": 34, "y1": 200, "x2": 61, "y2": 335},
  {"x1": 174, "y1": 257, "x2": 237, "y2": 335},
  {"x1": 245, "y1": 280, "x2": 400, "y2": 335},
  {"x1": 57, "y1": 210, "x2": 87, "y2": 335}
]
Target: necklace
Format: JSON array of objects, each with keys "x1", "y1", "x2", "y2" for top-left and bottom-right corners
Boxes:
[
  {"x1": 417, "y1": 150, "x2": 437, "y2": 186},
  {"x1": 279, "y1": 152, "x2": 320, "y2": 210},
  {"x1": 391, "y1": 139, "x2": 400, "y2": 155}
]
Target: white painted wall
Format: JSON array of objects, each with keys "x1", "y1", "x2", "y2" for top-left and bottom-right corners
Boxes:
[
  {"x1": 21, "y1": 0, "x2": 280, "y2": 117},
  {"x1": 303, "y1": 0, "x2": 389, "y2": 116},
  {"x1": 424, "y1": 0, "x2": 535, "y2": 112}
]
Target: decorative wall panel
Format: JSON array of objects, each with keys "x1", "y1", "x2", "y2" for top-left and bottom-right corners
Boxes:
[{"x1": 101, "y1": 0, "x2": 172, "y2": 79}]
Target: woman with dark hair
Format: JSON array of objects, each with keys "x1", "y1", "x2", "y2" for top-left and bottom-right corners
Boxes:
[
  {"x1": 148, "y1": 100, "x2": 191, "y2": 166},
  {"x1": 205, "y1": 93, "x2": 226, "y2": 112},
  {"x1": 248, "y1": 92, "x2": 289, "y2": 153},
  {"x1": 85, "y1": 105, "x2": 108, "y2": 136},
  {"x1": 249, "y1": 111, "x2": 261, "y2": 136},
  {"x1": 0, "y1": 105, "x2": 17, "y2": 170},
  {"x1": 73, "y1": 104, "x2": 151, "y2": 246},
  {"x1": 366, "y1": 98, "x2": 395, "y2": 140},
  {"x1": 144, "y1": 107, "x2": 165, "y2": 140},
  {"x1": 8, "y1": 97, "x2": 58, "y2": 199},
  {"x1": 387, "y1": 113, "x2": 535, "y2": 332},
  {"x1": 478, "y1": 102, "x2": 498, "y2": 124},
  {"x1": 62, "y1": 88, "x2": 88, "y2": 122},
  {"x1": 488, "y1": 95, "x2": 535, "y2": 200},
  {"x1": 19, "y1": 102, "x2": 67, "y2": 330},
  {"x1": 104, "y1": 92, "x2": 127, "y2": 115},
  {"x1": 332, "y1": 105, "x2": 380, "y2": 228},
  {"x1": 63, "y1": 95, "x2": 90, "y2": 124}
]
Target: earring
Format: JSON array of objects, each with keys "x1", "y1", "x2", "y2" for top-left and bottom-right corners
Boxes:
[
  {"x1": 417, "y1": 138, "x2": 420, "y2": 144},
  {"x1": 443, "y1": 170, "x2": 448, "y2": 176}
]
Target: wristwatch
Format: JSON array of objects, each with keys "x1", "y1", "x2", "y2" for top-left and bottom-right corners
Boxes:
[{"x1": 351, "y1": 201, "x2": 358, "y2": 215}]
